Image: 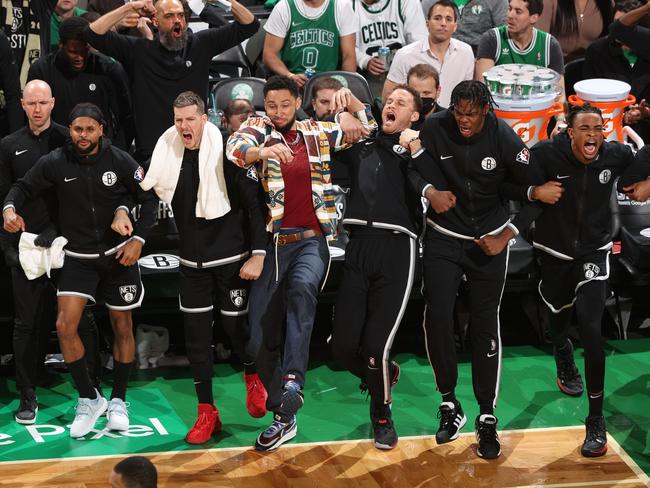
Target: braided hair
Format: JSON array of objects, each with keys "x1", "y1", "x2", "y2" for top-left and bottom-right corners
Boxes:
[
  {"x1": 567, "y1": 103, "x2": 602, "y2": 128},
  {"x1": 449, "y1": 80, "x2": 495, "y2": 112}
]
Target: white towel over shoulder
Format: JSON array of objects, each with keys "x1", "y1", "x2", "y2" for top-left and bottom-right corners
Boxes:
[{"x1": 140, "y1": 122, "x2": 231, "y2": 220}]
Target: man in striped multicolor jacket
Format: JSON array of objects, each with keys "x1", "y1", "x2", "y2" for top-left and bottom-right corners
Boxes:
[{"x1": 226, "y1": 75, "x2": 376, "y2": 452}]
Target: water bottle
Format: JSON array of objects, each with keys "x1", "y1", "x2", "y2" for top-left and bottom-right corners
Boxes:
[
  {"x1": 377, "y1": 46, "x2": 390, "y2": 73},
  {"x1": 208, "y1": 108, "x2": 222, "y2": 128},
  {"x1": 304, "y1": 67, "x2": 315, "y2": 79}
]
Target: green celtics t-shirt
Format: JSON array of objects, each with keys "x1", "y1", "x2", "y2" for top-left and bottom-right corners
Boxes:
[
  {"x1": 494, "y1": 25, "x2": 551, "y2": 67},
  {"x1": 280, "y1": 0, "x2": 340, "y2": 73}
]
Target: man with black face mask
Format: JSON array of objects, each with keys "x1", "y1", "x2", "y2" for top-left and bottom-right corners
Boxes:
[
  {"x1": 406, "y1": 63, "x2": 441, "y2": 127},
  {"x1": 330, "y1": 84, "x2": 424, "y2": 451}
]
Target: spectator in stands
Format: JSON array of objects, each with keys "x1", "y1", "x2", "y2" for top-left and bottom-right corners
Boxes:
[
  {"x1": 354, "y1": 0, "x2": 427, "y2": 95},
  {"x1": 1, "y1": 1, "x2": 56, "y2": 85},
  {"x1": 28, "y1": 17, "x2": 133, "y2": 150},
  {"x1": 227, "y1": 75, "x2": 375, "y2": 451},
  {"x1": 51, "y1": 0, "x2": 87, "y2": 50},
  {"x1": 537, "y1": 0, "x2": 613, "y2": 62},
  {"x1": 84, "y1": 0, "x2": 260, "y2": 162},
  {"x1": 0, "y1": 31, "x2": 23, "y2": 136},
  {"x1": 407, "y1": 63, "x2": 441, "y2": 121},
  {"x1": 262, "y1": 0, "x2": 357, "y2": 87},
  {"x1": 383, "y1": 0, "x2": 474, "y2": 108},
  {"x1": 224, "y1": 99, "x2": 257, "y2": 133},
  {"x1": 87, "y1": 0, "x2": 157, "y2": 36},
  {"x1": 309, "y1": 76, "x2": 344, "y2": 120},
  {"x1": 110, "y1": 456, "x2": 157, "y2": 488},
  {"x1": 420, "y1": 0, "x2": 508, "y2": 54},
  {"x1": 586, "y1": 0, "x2": 650, "y2": 142}
]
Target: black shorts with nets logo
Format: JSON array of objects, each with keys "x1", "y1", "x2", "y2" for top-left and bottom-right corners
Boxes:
[
  {"x1": 538, "y1": 250, "x2": 610, "y2": 313},
  {"x1": 179, "y1": 260, "x2": 249, "y2": 315},
  {"x1": 57, "y1": 255, "x2": 144, "y2": 310}
]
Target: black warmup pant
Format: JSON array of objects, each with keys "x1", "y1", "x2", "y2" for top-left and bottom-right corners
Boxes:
[
  {"x1": 539, "y1": 251, "x2": 608, "y2": 398},
  {"x1": 180, "y1": 261, "x2": 253, "y2": 397},
  {"x1": 422, "y1": 229, "x2": 508, "y2": 411},
  {"x1": 12, "y1": 266, "x2": 99, "y2": 391},
  {"x1": 331, "y1": 229, "x2": 415, "y2": 406}
]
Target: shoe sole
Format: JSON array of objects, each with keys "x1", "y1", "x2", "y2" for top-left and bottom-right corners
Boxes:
[
  {"x1": 477, "y1": 446, "x2": 501, "y2": 459},
  {"x1": 255, "y1": 424, "x2": 298, "y2": 452},
  {"x1": 106, "y1": 417, "x2": 129, "y2": 431},
  {"x1": 557, "y1": 378, "x2": 584, "y2": 397},
  {"x1": 70, "y1": 398, "x2": 108, "y2": 438},
  {"x1": 581, "y1": 443, "x2": 608, "y2": 457},
  {"x1": 375, "y1": 438, "x2": 398, "y2": 450},
  {"x1": 435, "y1": 414, "x2": 467, "y2": 445}
]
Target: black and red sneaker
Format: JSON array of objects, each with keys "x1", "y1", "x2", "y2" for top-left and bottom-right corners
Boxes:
[
  {"x1": 581, "y1": 415, "x2": 608, "y2": 458},
  {"x1": 371, "y1": 403, "x2": 397, "y2": 450},
  {"x1": 554, "y1": 341, "x2": 584, "y2": 397}
]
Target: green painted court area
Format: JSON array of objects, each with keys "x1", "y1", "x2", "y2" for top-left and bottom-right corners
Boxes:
[{"x1": 0, "y1": 339, "x2": 648, "y2": 476}]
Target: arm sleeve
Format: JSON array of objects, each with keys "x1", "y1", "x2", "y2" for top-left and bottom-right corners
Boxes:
[
  {"x1": 408, "y1": 148, "x2": 447, "y2": 195},
  {"x1": 195, "y1": 16, "x2": 261, "y2": 56},
  {"x1": 0, "y1": 33, "x2": 23, "y2": 133},
  {"x1": 83, "y1": 26, "x2": 137, "y2": 69},
  {"x1": 235, "y1": 166, "x2": 269, "y2": 254},
  {"x1": 326, "y1": 104, "x2": 378, "y2": 152},
  {"x1": 199, "y1": 4, "x2": 229, "y2": 27},
  {"x1": 508, "y1": 143, "x2": 548, "y2": 233},
  {"x1": 476, "y1": 29, "x2": 498, "y2": 61},
  {"x1": 106, "y1": 58, "x2": 133, "y2": 149},
  {"x1": 335, "y1": 0, "x2": 359, "y2": 36},
  {"x1": 263, "y1": 1, "x2": 290, "y2": 38},
  {"x1": 618, "y1": 144, "x2": 650, "y2": 189},
  {"x1": 118, "y1": 154, "x2": 158, "y2": 241},
  {"x1": 3, "y1": 155, "x2": 57, "y2": 211},
  {"x1": 609, "y1": 20, "x2": 650, "y2": 59},
  {"x1": 548, "y1": 36, "x2": 565, "y2": 74},
  {"x1": 402, "y1": 0, "x2": 428, "y2": 43},
  {"x1": 0, "y1": 139, "x2": 12, "y2": 201},
  {"x1": 226, "y1": 119, "x2": 269, "y2": 168}
]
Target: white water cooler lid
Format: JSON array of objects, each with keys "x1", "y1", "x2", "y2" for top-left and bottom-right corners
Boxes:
[
  {"x1": 493, "y1": 93, "x2": 556, "y2": 112},
  {"x1": 574, "y1": 79, "x2": 631, "y2": 102}
]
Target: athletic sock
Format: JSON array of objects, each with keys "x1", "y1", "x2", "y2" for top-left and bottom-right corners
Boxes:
[
  {"x1": 191, "y1": 362, "x2": 214, "y2": 404},
  {"x1": 67, "y1": 357, "x2": 96, "y2": 399},
  {"x1": 441, "y1": 391, "x2": 457, "y2": 405},
  {"x1": 111, "y1": 360, "x2": 133, "y2": 401},
  {"x1": 588, "y1": 391, "x2": 604, "y2": 417},
  {"x1": 243, "y1": 362, "x2": 257, "y2": 375},
  {"x1": 479, "y1": 404, "x2": 494, "y2": 415}
]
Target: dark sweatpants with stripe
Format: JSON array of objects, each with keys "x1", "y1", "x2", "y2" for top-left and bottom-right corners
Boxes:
[
  {"x1": 422, "y1": 229, "x2": 508, "y2": 413},
  {"x1": 331, "y1": 228, "x2": 415, "y2": 406}
]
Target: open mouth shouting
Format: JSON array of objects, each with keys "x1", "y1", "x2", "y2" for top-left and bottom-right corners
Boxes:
[{"x1": 172, "y1": 23, "x2": 183, "y2": 38}]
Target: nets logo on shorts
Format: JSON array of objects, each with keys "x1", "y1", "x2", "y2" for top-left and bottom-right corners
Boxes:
[
  {"x1": 230, "y1": 289, "x2": 247, "y2": 308},
  {"x1": 119, "y1": 285, "x2": 138, "y2": 303},
  {"x1": 583, "y1": 263, "x2": 601, "y2": 279},
  {"x1": 102, "y1": 171, "x2": 118, "y2": 187}
]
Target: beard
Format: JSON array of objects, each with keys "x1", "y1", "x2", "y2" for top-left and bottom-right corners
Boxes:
[
  {"x1": 74, "y1": 139, "x2": 99, "y2": 155},
  {"x1": 275, "y1": 115, "x2": 296, "y2": 132},
  {"x1": 159, "y1": 26, "x2": 187, "y2": 51}
]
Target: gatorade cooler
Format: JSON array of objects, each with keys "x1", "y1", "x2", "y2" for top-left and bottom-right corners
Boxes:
[
  {"x1": 483, "y1": 64, "x2": 563, "y2": 147},
  {"x1": 569, "y1": 79, "x2": 635, "y2": 142},
  {"x1": 493, "y1": 96, "x2": 564, "y2": 147}
]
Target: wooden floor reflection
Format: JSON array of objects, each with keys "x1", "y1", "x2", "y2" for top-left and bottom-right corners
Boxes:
[{"x1": 0, "y1": 426, "x2": 648, "y2": 487}]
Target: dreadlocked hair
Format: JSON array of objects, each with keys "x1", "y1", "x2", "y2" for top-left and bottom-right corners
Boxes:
[
  {"x1": 567, "y1": 103, "x2": 602, "y2": 128},
  {"x1": 449, "y1": 80, "x2": 495, "y2": 112}
]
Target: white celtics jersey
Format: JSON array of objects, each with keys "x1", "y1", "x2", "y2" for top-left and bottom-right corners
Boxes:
[{"x1": 353, "y1": 0, "x2": 427, "y2": 63}]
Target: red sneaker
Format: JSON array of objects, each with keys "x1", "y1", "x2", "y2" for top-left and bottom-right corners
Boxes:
[
  {"x1": 245, "y1": 373, "x2": 268, "y2": 418},
  {"x1": 185, "y1": 403, "x2": 222, "y2": 444}
]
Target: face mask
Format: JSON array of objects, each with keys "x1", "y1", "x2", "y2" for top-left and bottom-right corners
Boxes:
[{"x1": 421, "y1": 97, "x2": 436, "y2": 116}]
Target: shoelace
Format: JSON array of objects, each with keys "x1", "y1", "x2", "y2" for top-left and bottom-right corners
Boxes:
[
  {"x1": 109, "y1": 401, "x2": 130, "y2": 416},
  {"x1": 437, "y1": 406, "x2": 456, "y2": 430},
  {"x1": 247, "y1": 378, "x2": 261, "y2": 393},
  {"x1": 192, "y1": 412, "x2": 212, "y2": 430},
  {"x1": 586, "y1": 418, "x2": 605, "y2": 442},
  {"x1": 74, "y1": 400, "x2": 92, "y2": 419},
  {"x1": 264, "y1": 420, "x2": 286, "y2": 436},
  {"x1": 478, "y1": 421, "x2": 498, "y2": 443},
  {"x1": 558, "y1": 356, "x2": 579, "y2": 381}
]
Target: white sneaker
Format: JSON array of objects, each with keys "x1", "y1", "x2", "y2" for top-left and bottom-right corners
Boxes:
[
  {"x1": 70, "y1": 390, "x2": 108, "y2": 438},
  {"x1": 106, "y1": 398, "x2": 130, "y2": 431}
]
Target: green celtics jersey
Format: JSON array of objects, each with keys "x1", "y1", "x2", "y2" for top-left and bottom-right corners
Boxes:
[
  {"x1": 280, "y1": 0, "x2": 340, "y2": 73},
  {"x1": 494, "y1": 25, "x2": 551, "y2": 67}
]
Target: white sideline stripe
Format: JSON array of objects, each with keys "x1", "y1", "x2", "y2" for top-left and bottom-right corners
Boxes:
[
  {"x1": 512, "y1": 480, "x2": 643, "y2": 487},
  {"x1": 1, "y1": 424, "x2": 647, "y2": 485}
]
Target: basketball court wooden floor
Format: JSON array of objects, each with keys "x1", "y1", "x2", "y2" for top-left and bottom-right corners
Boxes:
[{"x1": 0, "y1": 339, "x2": 648, "y2": 486}]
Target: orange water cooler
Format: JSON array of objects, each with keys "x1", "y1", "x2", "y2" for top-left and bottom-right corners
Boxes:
[{"x1": 493, "y1": 98, "x2": 564, "y2": 147}]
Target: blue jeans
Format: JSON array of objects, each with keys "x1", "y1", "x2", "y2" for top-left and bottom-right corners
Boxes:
[{"x1": 248, "y1": 230, "x2": 329, "y2": 414}]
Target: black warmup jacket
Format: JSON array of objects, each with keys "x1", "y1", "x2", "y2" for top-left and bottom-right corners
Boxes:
[
  {"x1": 524, "y1": 134, "x2": 650, "y2": 259},
  {"x1": 336, "y1": 131, "x2": 422, "y2": 238},
  {"x1": 84, "y1": 16, "x2": 260, "y2": 158},
  {"x1": 27, "y1": 50, "x2": 132, "y2": 149},
  {"x1": 414, "y1": 110, "x2": 535, "y2": 238},
  {"x1": 169, "y1": 147, "x2": 268, "y2": 268},
  {"x1": 4, "y1": 138, "x2": 158, "y2": 254}
]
